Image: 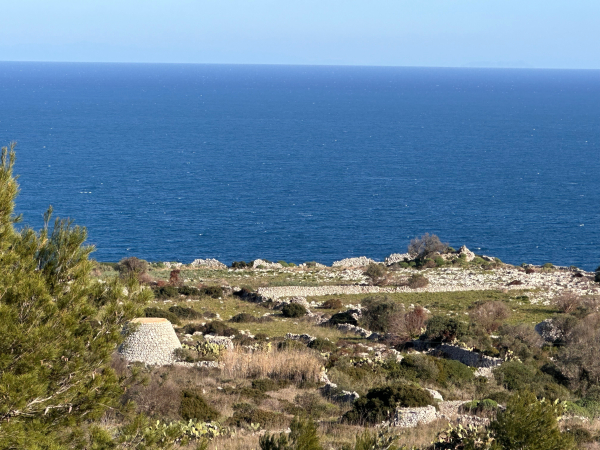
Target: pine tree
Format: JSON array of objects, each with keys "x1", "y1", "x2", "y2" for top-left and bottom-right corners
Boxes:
[{"x1": 0, "y1": 143, "x2": 152, "y2": 448}]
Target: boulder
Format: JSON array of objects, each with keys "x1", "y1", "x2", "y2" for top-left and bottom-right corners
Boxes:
[
  {"x1": 535, "y1": 319, "x2": 563, "y2": 342},
  {"x1": 332, "y1": 256, "x2": 376, "y2": 268},
  {"x1": 204, "y1": 335, "x2": 234, "y2": 350},
  {"x1": 458, "y1": 246, "x2": 475, "y2": 262},
  {"x1": 190, "y1": 258, "x2": 227, "y2": 269}
]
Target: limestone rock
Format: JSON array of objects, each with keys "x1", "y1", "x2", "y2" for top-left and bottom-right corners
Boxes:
[
  {"x1": 385, "y1": 253, "x2": 411, "y2": 265},
  {"x1": 190, "y1": 258, "x2": 227, "y2": 269},
  {"x1": 535, "y1": 319, "x2": 563, "y2": 342},
  {"x1": 332, "y1": 256, "x2": 376, "y2": 268},
  {"x1": 458, "y1": 245, "x2": 475, "y2": 262},
  {"x1": 204, "y1": 334, "x2": 234, "y2": 350},
  {"x1": 252, "y1": 259, "x2": 283, "y2": 269},
  {"x1": 393, "y1": 406, "x2": 437, "y2": 428}
]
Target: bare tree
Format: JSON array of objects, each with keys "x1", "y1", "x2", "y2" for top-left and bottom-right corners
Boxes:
[{"x1": 408, "y1": 233, "x2": 448, "y2": 259}]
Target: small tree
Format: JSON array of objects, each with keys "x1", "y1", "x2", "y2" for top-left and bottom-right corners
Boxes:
[
  {"x1": 0, "y1": 144, "x2": 152, "y2": 447},
  {"x1": 490, "y1": 391, "x2": 575, "y2": 450},
  {"x1": 408, "y1": 233, "x2": 448, "y2": 259},
  {"x1": 364, "y1": 262, "x2": 388, "y2": 285},
  {"x1": 470, "y1": 301, "x2": 511, "y2": 333}
]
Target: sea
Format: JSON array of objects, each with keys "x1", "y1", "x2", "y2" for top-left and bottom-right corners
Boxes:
[{"x1": 0, "y1": 62, "x2": 598, "y2": 270}]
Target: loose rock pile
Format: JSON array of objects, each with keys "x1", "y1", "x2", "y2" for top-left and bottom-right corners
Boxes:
[
  {"x1": 190, "y1": 258, "x2": 227, "y2": 269},
  {"x1": 332, "y1": 256, "x2": 376, "y2": 268},
  {"x1": 119, "y1": 318, "x2": 182, "y2": 366},
  {"x1": 385, "y1": 253, "x2": 411, "y2": 265}
]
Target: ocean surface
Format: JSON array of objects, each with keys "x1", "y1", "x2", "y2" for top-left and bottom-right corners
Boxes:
[{"x1": 0, "y1": 62, "x2": 598, "y2": 269}]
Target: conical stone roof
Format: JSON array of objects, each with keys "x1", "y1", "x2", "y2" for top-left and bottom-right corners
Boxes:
[{"x1": 118, "y1": 318, "x2": 182, "y2": 366}]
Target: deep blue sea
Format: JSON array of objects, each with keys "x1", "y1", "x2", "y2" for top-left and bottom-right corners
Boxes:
[{"x1": 0, "y1": 62, "x2": 598, "y2": 269}]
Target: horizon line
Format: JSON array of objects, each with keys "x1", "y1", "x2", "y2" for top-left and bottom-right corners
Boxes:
[{"x1": 1, "y1": 59, "x2": 599, "y2": 71}]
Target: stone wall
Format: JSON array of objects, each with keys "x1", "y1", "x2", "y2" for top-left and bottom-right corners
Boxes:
[
  {"x1": 119, "y1": 318, "x2": 182, "y2": 366},
  {"x1": 435, "y1": 345, "x2": 503, "y2": 368}
]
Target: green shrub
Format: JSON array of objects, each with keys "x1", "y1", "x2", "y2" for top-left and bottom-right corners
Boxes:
[
  {"x1": 117, "y1": 256, "x2": 149, "y2": 275},
  {"x1": 542, "y1": 262, "x2": 555, "y2": 269},
  {"x1": 393, "y1": 354, "x2": 473, "y2": 388},
  {"x1": 202, "y1": 285, "x2": 223, "y2": 298},
  {"x1": 251, "y1": 379, "x2": 289, "y2": 392},
  {"x1": 153, "y1": 285, "x2": 179, "y2": 299},
  {"x1": 179, "y1": 389, "x2": 219, "y2": 421},
  {"x1": 490, "y1": 391, "x2": 575, "y2": 450},
  {"x1": 168, "y1": 305, "x2": 202, "y2": 320},
  {"x1": 143, "y1": 307, "x2": 181, "y2": 325},
  {"x1": 460, "y1": 399, "x2": 499, "y2": 416},
  {"x1": 364, "y1": 263, "x2": 387, "y2": 284},
  {"x1": 408, "y1": 274, "x2": 428, "y2": 289},
  {"x1": 360, "y1": 296, "x2": 401, "y2": 333},
  {"x1": 308, "y1": 338, "x2": 337, "y2": 353},
  {"x1": 230, "y1": 313, "x2": 260, "y2": 323},
  {"x1": 178, "y1": 285, "x2": 201, "y2": 296},
  {"x1": 228, "y1": 403, "x2": 286, "y2": 429},
  {"x1": 329, "y1": 310, "x2": 358, "y2": 326},
  {"x1": 564, "y1": 425, "x2": 594, "y2": 446},
  {"x1": 277, "y1": 340, "x2": 307, "y2": 351},
  {"x1": 424, "y1": 316, "x2": 468, "y2": 343},
  {"x1": 321, "y1": 298, "x2": 343, "y2": 310},
  {"x1": 183, "y1": 320, "x2": 237, "y2": 337},
  {"x1": 282, "y1": 303, "x2": 307, "y2": 318},
  {"x1": 434, "y1": 256, "x2": 446, "y2": 266},
  {"x1": 343, "y1": 383, "x2": 434, "y2": 424},
  {"x1": 259, "y1": 416, "x2": 322, "y2": 450},
  {"x1": 231, "y1": 261, "x2": 249, "y2": 269}
]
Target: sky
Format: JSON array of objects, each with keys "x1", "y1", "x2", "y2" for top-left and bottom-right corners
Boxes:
[{"x1": 1, "y1": 0, "x2": 599, "y2": 69}]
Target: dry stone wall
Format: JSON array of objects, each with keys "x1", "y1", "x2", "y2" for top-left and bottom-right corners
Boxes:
[{"x1": 119, "y1": 318, "x2": 182, "y2": 366}]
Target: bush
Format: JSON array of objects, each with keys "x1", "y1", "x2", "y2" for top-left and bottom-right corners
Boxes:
[
  {"x1": 424, "y1": 316, "x2": 468, "y2": 343},
  {"x1": 153, "y1": 285, "x2": 179, "y2": 299},
  {"x1": 329, "y1": 310, "x2": 359, "y2": 326},
  {"x1": 364, "y1": 263, "x2": 388, "y2": 285},
  {"x1": 343, "y1": 383, "x2": 434, "y2": 424},
  {"x1": 143, "y1": 307, "x2": 181, "y2": 325},
  {"x1": 460, "y1": 399, "x2": 498, "y2": 416},
  {"x1": 395, "y1": 354, "x2": 474, "y2": 388},
  {"x1": 228, "y1": 403, "x2": 286, "y2": 429},
  {"x1": 259, "y1": 416, "x2": 322, "y2": 450},
  {"x1": 282, "y1": 303, "x2": 307, "y2": 318},
  {"x1": 407, "y1": 274, "x2": 429, "y2": 289},
  {"x1": 168, "y1": 305, "x2": 202, "y2": 320},
  {"x1": 231, "y1": 261, "x2": 250, "y2": 269},
  {"x1": 321, "y1": 298, "x2": 343, "y2": 310},
  {"x1": 179, "y1": 389, "x2": 219, "y2": 421},
  {"x1": 230, "y1": 312, "x2": 271, "y2": 323},
  {"x1": 390, "y1": 306, "x2": 428, "y2": 339},
  {"x1": 360, "y1": 296, "x2": 401, "y2": 333},
  {"x1": 202, "y1": 285, "x2": 223, "y2": 298},
  {"x1": 117, "y1": 256, "x2": 149, "y2": 276},
  {"x1": 252, "y1": 378, "x2": 289, "y2": 392},
  {"x1": 408, "y1": 233, "x2": 448, "y2": 259},
  {"x1": 178, "y1": 285, "x2": 201, "y2": 296},
  {"x1": 542, "y1": 262, "x2": 555, "y2": 269},
  {"x1": 554, "y1": 291, "x2": 582, "y2": 314},
  {"x1": 308, "y1": 338, "x2": 337, "y2": 353},
  {"x1": 490, "y1": 391, "x2": 575, "y2": 450},
  {"x1": 469, "y1": 301, "x2": 511, "y2": 333}
]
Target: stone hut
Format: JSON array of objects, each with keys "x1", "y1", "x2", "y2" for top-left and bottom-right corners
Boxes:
[{"x1": 118, "y1": 318, "x2": 181, "y2": 366}]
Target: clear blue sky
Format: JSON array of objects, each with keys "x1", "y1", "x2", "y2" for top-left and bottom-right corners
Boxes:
[{"x1": 2, "y1": 0, "x2": 599, "y2": 68}]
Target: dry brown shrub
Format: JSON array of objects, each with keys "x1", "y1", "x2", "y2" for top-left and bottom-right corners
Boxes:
[
  {"x1": 125, "y1": 375, "x2": 182, "y2": 420},
  {"x1": 138, "y1": 272, "x2": 155, "y2": 285},
  {"x1": 470, "y1": 301, "x2": 511, "y2": 333},
  {"x1": 220, "y1": 347, "x2": 322, "y2": 382},
  {"x1": 555, "y1": 291, "x2": 583, "y2": 314},
  {"x1": 169, "y1": 269, "x2": 181, "y2": 286},
  {"x1": 390, "y1": 306, "x2": 428, "y2": 339},
  {"x1": 408, "y1": 274, "x2": 429, "y2": 289},
  {"x1": 558, "y1": 313, "x2": 600, "y2": 392}
]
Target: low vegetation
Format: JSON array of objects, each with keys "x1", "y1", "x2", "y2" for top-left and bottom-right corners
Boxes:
[{"x1": 3, "y1": 145, "x2": 600, "y2": 449}]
